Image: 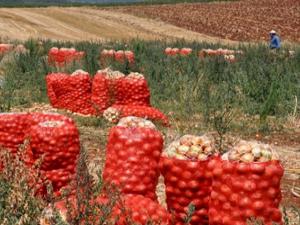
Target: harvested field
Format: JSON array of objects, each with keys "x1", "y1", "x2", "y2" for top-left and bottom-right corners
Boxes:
[
  {"x1": 113, "y1": 0, "x2": 300, "y2": 43},
  {"x1": 0, "y1": 7, "x2": 236, "y2": 44}
]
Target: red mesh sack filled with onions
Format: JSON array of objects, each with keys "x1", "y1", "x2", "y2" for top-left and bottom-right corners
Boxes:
[
  {"x1": 28, "y1": 112, "x2": 76, "y2": 130},
  {"x1": 164, "y1": 48, "x2": 180, "y2": 56},
  {"x1": 46, "y1": 72, "x2": 70, "y2": 109},
  {"x1": 100, "y1": 49, "x2": 134, "y2": 66},
  {"x1": 48, "y1": 47, "x2": 84, "y2": 67},
  {"x1": 114, "y1": 194, "x2": 170, "y2": 225},
  {"x1": 159, "y1": 134, "x2": 218, "y2": 225},
  {"x1": 0, "y1": 112, "x2": 33, "y2": 167},
  {"x1": 0, "y1": 113, "x2": 31, "y2": 153},
  {"x1": 103, "y1": 117, "x2": 163, "y2": 200},
  {"x1": 114, "y1": 50, "x2": 135, "y2": 64},
  {"x1": 0, "y1": 43, "x2": 13, "y2": 55},
  {"x1": 65, "y1": 70, "x2": 95, "y2": 115},
  {"x1": 103, "y1": 105, "x2": 169, "y2": 126},
  {"x1": 47, "y1": 70, "x2": 95, "y2": 115},
  {"x1": 114, "y1": 72, "x2": 150, "y2": 106},
  {"x1": 42, "y1": 194, "x2": 170, "y2": 225},
  {"x1": 46, "y1": 73, "x2": 69, "y2": 108},
  {"x1": 209, "y1": 140, "x2": 283, "y2": 225},
  {"x1": 100, "y1": 49, "x2": 115, "y2": 67},
  {"x1": 28, "y1": 117, "x2": 80, "y2": 196},
  {"x1": 91, "y1": 68, "x2": 125, "y2": 113}
]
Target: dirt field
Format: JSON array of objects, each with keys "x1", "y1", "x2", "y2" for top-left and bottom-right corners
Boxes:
[
  {"x1": 0, "y1": 7, "x2": 237, "y2": 44},
  {"x1": 114, "y1": 0, "x2": 300, "y2": 43}
]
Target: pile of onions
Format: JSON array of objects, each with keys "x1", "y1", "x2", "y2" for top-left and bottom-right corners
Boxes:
[
  {"x1": 117, "y1": 116, "x2": 156, "y2": 129},
  {"x1": 162, "y1": 134, "x2": 216, "y2": 160},
  {"x1": 223, "y1": 140, "x2": 278, "y2": 163},
  {"x1": 103, "y1": 107, "x2": 120, "y2": 123},
  {"x1": 127, "y1": 72, "x2": 145, "y2": 79}
]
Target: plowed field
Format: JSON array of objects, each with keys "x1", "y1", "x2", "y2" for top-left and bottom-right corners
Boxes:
[{"x1": 113, "y1": 0, "x2": 300, "y2": 43}]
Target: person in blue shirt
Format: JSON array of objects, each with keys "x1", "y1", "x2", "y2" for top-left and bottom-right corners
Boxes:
[{"x1": 269, "y1": 30, "x2": 281, "y2": 49}]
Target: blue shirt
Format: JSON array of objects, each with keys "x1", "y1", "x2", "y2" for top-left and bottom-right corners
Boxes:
[{"x1": 270, "y1": 35, "x2": 281, "y2": 49}]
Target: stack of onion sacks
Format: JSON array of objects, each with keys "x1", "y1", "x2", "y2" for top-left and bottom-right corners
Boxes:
[
  {"x1": 103, "y1": 117, "x2": 163, "y2": 200},
  {"x1": 159, "y1": 134, "x2": 218, "y2": 225},
  {"x1": 209, "y1": 140, "x2": 283, "y2": 225}
]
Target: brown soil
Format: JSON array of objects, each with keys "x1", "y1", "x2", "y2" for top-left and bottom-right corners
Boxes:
[{"x1": 113, "y1": 0, "x2": 300, "y2": 43}]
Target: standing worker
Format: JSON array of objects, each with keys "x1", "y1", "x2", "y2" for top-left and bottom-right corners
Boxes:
[{"x1": 269, "y1": 30, "x2": 281, "y2": 49}]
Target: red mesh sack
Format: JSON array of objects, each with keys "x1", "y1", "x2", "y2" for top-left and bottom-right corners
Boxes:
[
  {"x1": 0, "y1": 112, "x2": 33, "y2": 168},
  {"x1": 29, "y1": 112, "x2": 75, "y2": 126},
  {"x1": 114, "y1": 73, "x2": 150, "y2": 106},
  {"x1": 124, "y1": 51, "x2": 135, "y2": 64},
  {"x1": 28, "y1": 117, "x2": 80, "y2": 195},
  {"x1": 160, "y1": 156, "x2": 217, "y2": 225},
  {"x1": 91, "y1": 70, "x2": 113, "y2": 113},
  {"x1": 179, "y1": 48, "x2": 192, "y2": 56},
  {"x1": 114, "y1": 194, "x2": 171, "y2": 225},
  {"x1": 64, "y1": 70, "x2": 95, "y2": 115},
  {"x1": 0, "y1": 113, "x2": 30, "y2": 153},
  {"x1": 51, "y1": 194, "x2": 170, "y2": 225},
  {"x1": 48, "y1": 70, "x2": 95, "y2": 115},
  {"x1": 0, "y1": 44, "x2": 13, "y2": 55},
  {"x1": 208, "y1": 159, "x2": 284, "y2": 225},
  {"x1": 48, "y1": 47, "x2": 85, "y2": 67},
  {"x1": 46, "y1": 73, "x2": 68, "y2": 108},
  {"x1": 110, "y1": 104, "x2": 169, "y2": 126},
  {"x1": 46, "y1": 73, "x2": 70, "y2": 109},
  {"x1": 103, "y1": 118, "x2": 163, "y2": 200},
  {"x1": 115, "y1": 50, "x2": 125, "y2": 63},
  {"x1": 100, "y1": 49, "x2": 115, "y2": 67}
]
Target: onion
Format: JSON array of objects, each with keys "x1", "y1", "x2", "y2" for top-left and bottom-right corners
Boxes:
[
  {"x1": 240, "y1": 153, "x2": 254, "y2": 162},
  {"x1": 163, "y1": 134, "x2": 216, "y2": 160},
  {"x1": 117, "y1": 116, "x2": 156, "y2": 130},
  {"x1": 226, "y1": 140, "x2": 278, "y2": 163}
]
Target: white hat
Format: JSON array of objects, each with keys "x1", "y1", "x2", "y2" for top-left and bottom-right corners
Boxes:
[{"x1": 269, "y1": 30, "x2": 276, "y2": 34}]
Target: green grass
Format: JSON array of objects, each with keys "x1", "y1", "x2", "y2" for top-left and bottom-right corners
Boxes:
[{"x1": 0, "y1": 38, "x2": 299, "y2": 135}]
